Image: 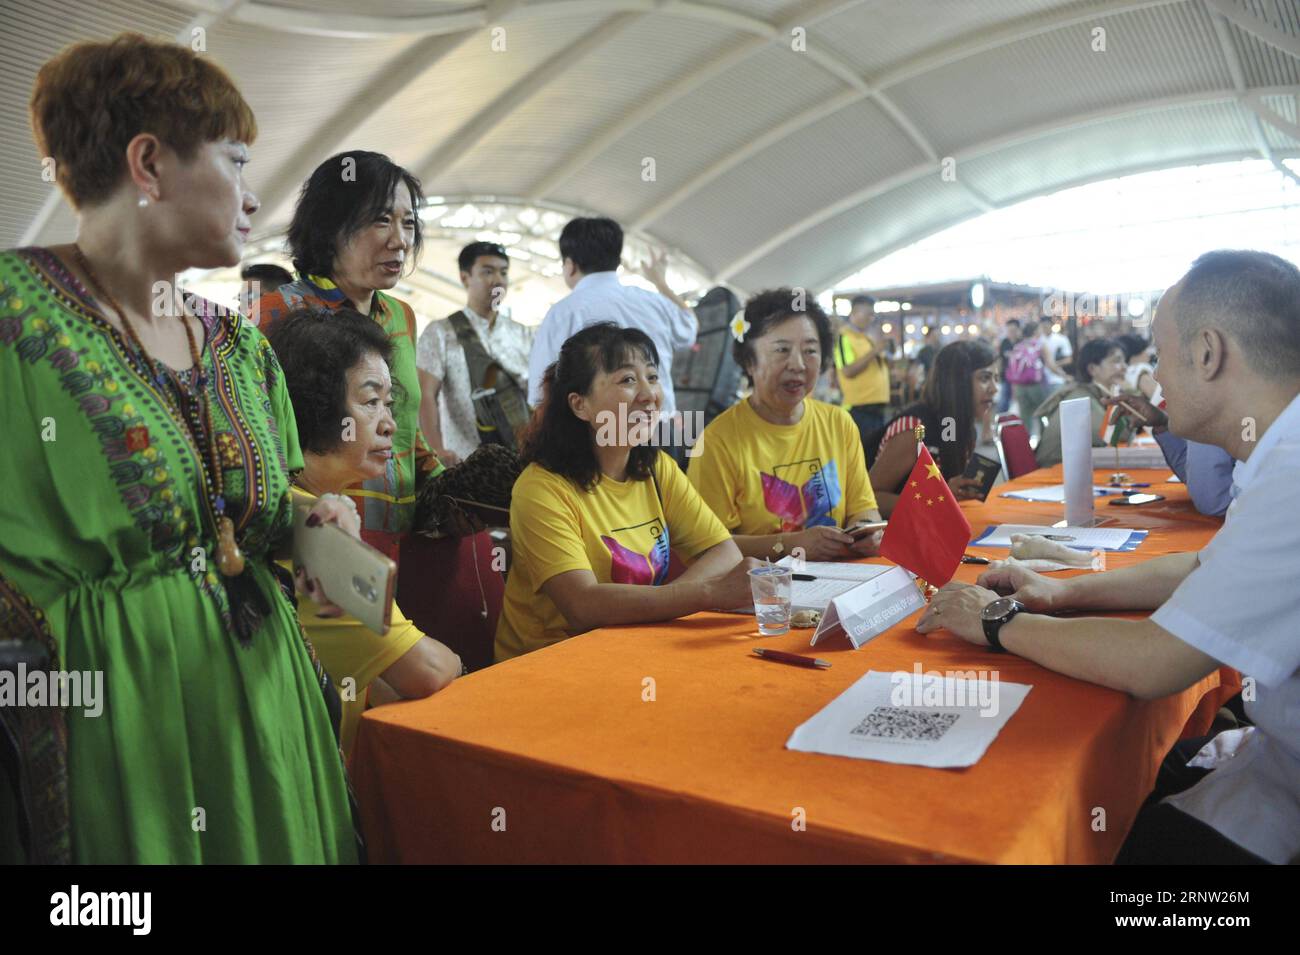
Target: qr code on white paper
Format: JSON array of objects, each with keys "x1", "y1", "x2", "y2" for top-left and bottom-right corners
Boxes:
[{"x1": 850, "y1": 706, "x2": 959, "y2": 742}]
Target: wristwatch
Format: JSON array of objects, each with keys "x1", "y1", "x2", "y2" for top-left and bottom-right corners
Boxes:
[{"x1": 980, "y1": 597, "x2": 1026, "y2": 652}]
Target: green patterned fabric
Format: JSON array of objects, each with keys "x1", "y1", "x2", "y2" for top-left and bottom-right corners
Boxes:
[{"x1": 0, "y1": 248, "x2": 356, "y2": 863}]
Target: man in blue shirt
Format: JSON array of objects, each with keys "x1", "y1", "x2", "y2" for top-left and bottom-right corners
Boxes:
[{"x1": 1104, "y1": 393, "x2": 1236, "y2": 517}]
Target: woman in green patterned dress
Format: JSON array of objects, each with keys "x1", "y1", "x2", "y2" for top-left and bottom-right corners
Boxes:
[{"x1": 0, "y1": 34, "x2": 356, "y2": 863}]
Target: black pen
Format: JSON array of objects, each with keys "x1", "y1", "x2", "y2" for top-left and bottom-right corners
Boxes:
[
  {"x1": 961, "y1": 555, "x2": 990, "y2": 565},
  {"x1": 793, "y1": 573, "x2": 817, "y2": 581}
]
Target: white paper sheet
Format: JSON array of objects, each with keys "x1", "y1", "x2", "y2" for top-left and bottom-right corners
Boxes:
[
  {"x1": 1000, "y1": 484, "x2": 1123, "y2": 503},
  {"x1": 786, "y1": 670, "x2": 1032, "y2": 768},
  {"x1": 720, "y1": 561, "x2": 895, "y2": 614},
  {"x1": 774, "y1": 558, "x2": 897, "y2": 611},
  {"x1": 970, "y1": 523, "x2": 1148, "y2": 551},
  {"x1": 791, "y1": 576, "x2": 862, "y2": 609}
]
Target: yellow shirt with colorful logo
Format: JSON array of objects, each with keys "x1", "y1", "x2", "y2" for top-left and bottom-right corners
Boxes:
[
  {"x1": 834, "y1": 327, "x2": 890, "y2": 407},
  {"x1": 278, "y1": 489, "x2": 427, "y2": 760},
  {"x1": 495, "y1": 451, "x2": 731, "y2": 662},
  {"x1": 277, "y1": 556, "x2": 426, "y2": 760},
  {"x1": 687, "y1": 397, "x2": 877, "y2": 534}
]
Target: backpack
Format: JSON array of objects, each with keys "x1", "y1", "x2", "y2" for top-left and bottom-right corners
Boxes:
[{"x1": 1005, "y1": 337, "x2": 1044, "y2": 385}]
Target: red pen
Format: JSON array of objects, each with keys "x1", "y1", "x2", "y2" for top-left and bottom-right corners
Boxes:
[{"x1": 752, "y1": 648, "x2": 831, "y2": 669}]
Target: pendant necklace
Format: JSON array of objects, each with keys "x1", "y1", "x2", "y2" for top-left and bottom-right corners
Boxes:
[{"x1": 73, "y1": 244, "x2": 246, "y2": 576}]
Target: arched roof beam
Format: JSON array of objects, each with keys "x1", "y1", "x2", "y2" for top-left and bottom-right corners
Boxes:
[{"x1": 717, "y1": 85, "x2": 1300, "y2": 281}]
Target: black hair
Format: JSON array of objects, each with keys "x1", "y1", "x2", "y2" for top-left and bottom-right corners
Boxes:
[
  {"x1": 558, "y1": 217, "x2": 623, "y2": 274},
  {"x1": 1075, "y1": 338, "x2": 1124, "y2": 383},
  {"x1": 1115, "y1": 333, "x2": 1149, "y2": 361},
  {"x1": 850, "y1": 294, "x2": 876, "y2": 309},
  {"x1": 918, "y1": 339, "x2": 998, "y2": 477},
  {"x1": 1176, "y1": 249, "x2": 1300, "y2": 379},
  {"x1": 240, "y1": 262, "x2": 294, "y2": 290},
  {"x1": 264, "y1": 306, "x2": 395, "y2": 456},
  {"x1": 732, "y1": 288, "x2": 835, "y2": 387},
  {"x1": 1005, "y1": 318, "x2": 1022, "y2": 330},
  {"x1": 287, "y1": 150, "x2": 425, "y2": 281},
  {"x1": 458, "y1": 241, "x2": 509, "y2": 275},
  {"x1": 1038, "y1": 315, "x2": 1055, "y2": 327},
  {"x1": 519, "y1": 323, "x2": 660, "y2": 492}
]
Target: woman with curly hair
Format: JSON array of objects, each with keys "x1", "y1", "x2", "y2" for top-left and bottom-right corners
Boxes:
[{"x1": 266, "y1": 306, "x2": 462, "y2": 759}]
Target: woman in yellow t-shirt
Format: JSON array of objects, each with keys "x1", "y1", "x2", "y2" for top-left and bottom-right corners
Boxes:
[
  {"x1": 267, "y1": 306, "x2": 462, "y2": 757},
  {"x1": 496, "y1": 323, "x2": 758, "y2": 662},
  {"x1": 688, "y1": 289, "x2": 884, "y2": 562}
]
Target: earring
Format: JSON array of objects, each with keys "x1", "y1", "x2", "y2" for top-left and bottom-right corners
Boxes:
[{"x1": 137, "y1": 194, "x2": 149, "y2": 208}]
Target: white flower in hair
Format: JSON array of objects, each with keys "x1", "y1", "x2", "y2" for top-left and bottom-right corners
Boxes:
[{"x1": 730, "y1": 314, "x2": 751, "y2": 343}]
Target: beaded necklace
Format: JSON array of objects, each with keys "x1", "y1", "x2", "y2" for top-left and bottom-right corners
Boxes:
[{"x1": 73, "y1": 244, "x2": 246, "y2": 577}]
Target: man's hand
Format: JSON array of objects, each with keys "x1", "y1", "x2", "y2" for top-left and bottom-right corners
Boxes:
[
  {"x1": 635, "y1": 249, "x2": 671, "y2": 289},
  {"x1": 976, "y1": 562, "x2": 1066, "y2": 613},
  {"x1": 914, "y1": 581, "x2": 1001, "y2": 644},
  {"x1": 1105, "y1": 393, "x2": 1166, "y2": 431}
]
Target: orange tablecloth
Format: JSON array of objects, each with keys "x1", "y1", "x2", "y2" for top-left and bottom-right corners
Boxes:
[{"x1": 352, "y1": 466, "x2": 1238, "y2": 864}]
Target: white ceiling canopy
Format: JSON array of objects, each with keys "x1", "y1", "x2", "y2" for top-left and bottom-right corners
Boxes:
[{"x1": 3, "y1": 0, "x2": 1298, "y2": 297}]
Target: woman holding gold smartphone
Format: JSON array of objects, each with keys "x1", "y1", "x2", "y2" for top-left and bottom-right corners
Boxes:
[{"x1": 266, "y1": 306, "x2": 462, "y2": 759}]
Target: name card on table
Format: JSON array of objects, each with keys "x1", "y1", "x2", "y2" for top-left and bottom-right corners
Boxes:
[{"x1": 809, "y1": 565, "x2": 926, "y2": 649}]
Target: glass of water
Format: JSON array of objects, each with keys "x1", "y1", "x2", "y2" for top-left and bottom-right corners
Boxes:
[{"x1": 748, "y1": 565, "x2": 792, "y2": 636}]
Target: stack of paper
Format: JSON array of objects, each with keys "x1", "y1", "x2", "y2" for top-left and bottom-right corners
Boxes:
[
  {"x1": 969, "y1": 524, "x2": 1148, "y2": 551},
  {"x1": 1091, "y1": 444, "x2": 1168, "y2": 469},
  {"x1": 774, "y1": 558, "x2": 895, "y2": 611}
]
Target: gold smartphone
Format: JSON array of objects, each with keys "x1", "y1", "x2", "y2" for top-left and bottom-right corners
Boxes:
[
  {"x1": 847, "y1": 520, "x2": 888, "y2": 541},
  {"x1": 292, "y1": 502, "x2": 397, "y2": 635}
]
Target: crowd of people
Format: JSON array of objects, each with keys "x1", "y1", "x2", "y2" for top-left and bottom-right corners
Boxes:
[{"x1": 2, "y1": 33, "x2": 1295, "y2": 867}]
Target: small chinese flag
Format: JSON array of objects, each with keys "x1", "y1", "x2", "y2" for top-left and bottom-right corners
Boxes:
[{"x1": 879, "y1": 445, "x2": 972, "y2": 586}]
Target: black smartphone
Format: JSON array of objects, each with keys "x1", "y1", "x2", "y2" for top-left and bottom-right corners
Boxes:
[{"x1": 1108, "y1": 493, "x2": 1165, "y2": 506}]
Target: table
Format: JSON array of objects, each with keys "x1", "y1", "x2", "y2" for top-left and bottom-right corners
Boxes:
[{"x1": 351, "y1": 466, "x2": 1239, "y2": 864}]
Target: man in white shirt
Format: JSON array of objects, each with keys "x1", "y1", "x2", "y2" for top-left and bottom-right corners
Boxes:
[
  {"x1": 527, "y1": 217, "x2": 697, "y2": 413},
  {"x1": 416, "y1": 242, "x2": 533, "y2": 463},
  {"x1": 916, "y1": 249, "x2": 1300, "y2": 864}
]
